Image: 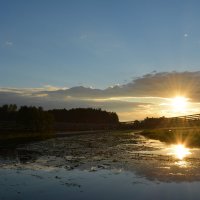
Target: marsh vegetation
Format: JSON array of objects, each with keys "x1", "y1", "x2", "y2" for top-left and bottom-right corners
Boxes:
[{"x1": 139, "y1": 128, "x2": 200, "y2": 147}]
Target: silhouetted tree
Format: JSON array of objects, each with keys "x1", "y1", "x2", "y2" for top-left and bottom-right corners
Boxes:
[
  {"x1": 48, "y1": 108, "x2": 119, "y2": 124},
  {"x1": 0, "y1": 105, "x2": 119, "y2": 131},
  {"x1": 0, "y1": 104, "x2": 18, "y2": 121},
  {"x1": 17, "y1": 106, "x2": 54, "y2": 131}
]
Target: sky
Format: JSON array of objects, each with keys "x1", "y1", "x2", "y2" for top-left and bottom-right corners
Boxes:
[{"x1": 1, "y1": 0, "x2": 200, "y2": 121}]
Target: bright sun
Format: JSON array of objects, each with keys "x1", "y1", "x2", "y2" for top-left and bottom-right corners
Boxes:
[{"x1": 171, "y1": 96, "x2": 188, "y2": 113}]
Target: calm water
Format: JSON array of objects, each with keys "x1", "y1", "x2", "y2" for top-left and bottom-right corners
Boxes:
[
  {"x1": 1, "y1": 131, "x2": 200, "y2": 200},
  {"x1": 1, "y1": 168, "x2": 200, "y2": 200}
]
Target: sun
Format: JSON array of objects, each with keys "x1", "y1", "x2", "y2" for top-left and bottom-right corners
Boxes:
[{"x1": 170, "y1": 96, "x2": 188, "y2": 113}]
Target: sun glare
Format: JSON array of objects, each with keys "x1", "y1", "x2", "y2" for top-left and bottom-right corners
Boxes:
[
  {"x1": 173, "y1": 144, "x2": 191, "y2": 160},
  {"x1": 171, "y1": 96, "x2": 188, "y2": 113}
]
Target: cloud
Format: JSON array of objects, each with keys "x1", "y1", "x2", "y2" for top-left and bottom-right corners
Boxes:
[
  {"x1": 5, "y1": 41, "x2": 13, "y2": 47},
  {"x1": 40, "y1": 71, "x2": 200, "y2": 101},
  {"x1": 80, "y1": 34, "x2": 88, "y2": 40},
  {"x1": 0, "y1": 85, "x2": 66, "y2": 95},
  {"x1": 1, "y1": 71, "x2": 200, "y2": 120},
  {"x1": 184, "y1": 33, "x2": 188, "y2": 38}
]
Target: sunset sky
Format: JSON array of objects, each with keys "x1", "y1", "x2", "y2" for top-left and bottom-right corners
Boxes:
[{"x1": 1, "y1": 0, "x2": 200, "y2": 121}]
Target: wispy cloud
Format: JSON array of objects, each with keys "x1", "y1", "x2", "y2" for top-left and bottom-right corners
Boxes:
[
  {"x1": 77, "y1": 31, "x2": 123, "y2": 56},
  {"x1": 80, "y1": 34, "x2": 88, "y2": 40},
  {"x1": 4, "y1": 41, "x2": 13, "y2": 47},
  {"x1": 0, "y1": 85, "x2": 66, "y2": 94}
]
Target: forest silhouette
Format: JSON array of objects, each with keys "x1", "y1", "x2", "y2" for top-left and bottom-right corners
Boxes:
[{"x1": 0, "y1": 105, "x2": 119, "y2": 132}]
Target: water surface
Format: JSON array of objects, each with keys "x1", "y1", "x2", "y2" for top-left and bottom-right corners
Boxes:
[{"x1": 1, "y1": 131, "x2": 200, "y2": 199}]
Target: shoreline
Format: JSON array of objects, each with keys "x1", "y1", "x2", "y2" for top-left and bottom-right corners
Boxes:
[{"x1": 0, "y1": 129, "x2": 136, "y2": 146}]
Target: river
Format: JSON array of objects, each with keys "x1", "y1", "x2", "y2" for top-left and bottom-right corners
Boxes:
[{"x1": 1, "y1": 131, "x2": 200, "y2": 200}]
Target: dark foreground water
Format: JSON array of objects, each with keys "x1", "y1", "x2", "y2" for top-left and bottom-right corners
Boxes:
[
  {"x1": 1, "y1": 168, "x2": 200, "y2": 200},
  {"x1": 1, "y1": 131, "x2": 200, "y2": 200}
]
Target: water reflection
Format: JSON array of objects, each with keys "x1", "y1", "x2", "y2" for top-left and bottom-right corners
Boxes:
[
  {"x1": 174, "y1": 160, "x2": 188, "y2": 168},
  {"x1": 169, "y1": 144, "x2": 191, "y2": 160},
  {"x1": 1, "y1": 132, "x2": 200, "y2": 183},
  {"x1": 2, "y1": 168, "x2": 200, "y2": 200}
]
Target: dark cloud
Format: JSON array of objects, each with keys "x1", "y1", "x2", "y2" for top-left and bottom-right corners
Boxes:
[
  {"x1": 0, "y1": 91, "x2": 150, "y2": 114},
  {"x1": 126, "y1": 71, "x2": 200, "y2": 99},
  {"x1": 1, "y1": 71, "x2": 200, "y2": 120},
  {"x1": 36, "y1": 71, "x2": 200, "y2": 101},
  {"x1": 1, "y1": 71, "x2": 200, "y2": 104}
]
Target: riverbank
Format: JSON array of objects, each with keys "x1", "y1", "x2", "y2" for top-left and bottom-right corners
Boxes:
[
  {"x1": 138, "y1": 127, "x2": 200, "y2": 147},
  {"x1": 0, "y1": 131, "x2": 55, "y2": 147},
  {"x1": 0, "y1": 129, "x2": 136, "y2": 147}
]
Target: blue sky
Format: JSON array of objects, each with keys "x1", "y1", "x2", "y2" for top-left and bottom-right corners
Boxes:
[
  {"x1": 1, "y1": 1, "x2": 200, "y2": 120},
  {"x1": 1, "y1": 0, "x2": 200, "y2": 88}
]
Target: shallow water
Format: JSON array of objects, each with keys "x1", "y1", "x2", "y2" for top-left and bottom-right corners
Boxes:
[
  {"x1": 1, "y1": 131, "x2": 200, "y2": 199},
  {"x1": 1, "y1": 168, "x2": 200, "y2": 200}
]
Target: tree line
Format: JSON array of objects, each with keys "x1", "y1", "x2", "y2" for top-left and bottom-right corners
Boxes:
[
  {"x1": 0, "y1": 104, "x2": 54, "y2": 131},
  {"x1": 132, "y1": 116, "x2": 200, "y2": 129},
  {"x1": 49, "y1": 108, "x2": 119, "y2": 124},
  {"x1": 0, "y1": 105, "x2": 119, "y2": 132}
]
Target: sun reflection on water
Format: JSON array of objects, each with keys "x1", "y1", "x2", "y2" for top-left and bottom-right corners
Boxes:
[
  {"x1": 169, "y1": 144, "x2": 191, "y2": 160},
  {"x1": 175, "y1": 160, "x2": 188, "y2": 168}
]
